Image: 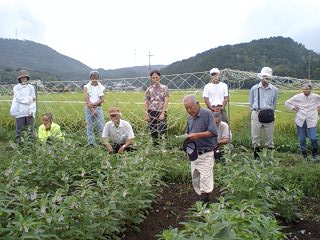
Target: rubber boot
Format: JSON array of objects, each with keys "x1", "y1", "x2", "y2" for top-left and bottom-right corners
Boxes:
[
  {"x1": 312, "y1": 148, "x2": 318, "y2": 161},
  {"x1": 200, "y1": 193, "x2": 210, "y2": 204},
  {"x1": 253, "y1": 146, "x2": 260, "y2": 160},
  {"x1": 301, "y1": 150, "x2": 307, "y2": 160}
]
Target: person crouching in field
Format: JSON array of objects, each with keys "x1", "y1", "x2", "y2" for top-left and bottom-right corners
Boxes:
[
  {"x1": 101, "y1": 107, "x2": 135, "y2": 154},
  {"x1": 213, "y1": 112, "x2": 232, "y2": 162},
  {"x1": 38, "y1": 112, "x2": 64, "y2": 144},
  {"x1": 10, "y1": 70, "x2": 36, "y2": 144},
  {"x1": 285, "y1": 83, "x2": 320, "y2": 161},
  {"x1": 183, "y1": 95, "x2": 218, "y2": 204},
  {"x1": 84, "y1": 70, "x2": 105, "y2": 147}
]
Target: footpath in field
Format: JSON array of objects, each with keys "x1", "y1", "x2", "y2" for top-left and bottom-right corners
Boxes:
[
  {"x1": 120, "y1": 183, "x2": 320, "y2": 240},
  {"x1": 120, "y1": 183, "x2": 220, "y2": 240}
]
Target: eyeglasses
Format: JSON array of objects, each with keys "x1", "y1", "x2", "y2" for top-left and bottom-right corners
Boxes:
[
  {"x1": 110, "y1": 114, "x2": 118, "y2": 118},
  {"x1": 210, "y1": 73, "x2": 218, "y2": 77}
]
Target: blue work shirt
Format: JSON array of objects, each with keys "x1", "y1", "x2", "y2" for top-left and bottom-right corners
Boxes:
[
  {"x1": 185, "y1": 108, "x2": 218, "y2": 150},
  {"x1": 249, "y1": 82, "x2": 278, "y2": 110}
]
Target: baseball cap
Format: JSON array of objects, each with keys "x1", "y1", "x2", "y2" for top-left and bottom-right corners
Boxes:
[
  {"x1": 209, "y1": 68, "x2": 220, "y2": 75},
  {"x1": 183, "y1": 139, "x2": 198, "y2": 161}
]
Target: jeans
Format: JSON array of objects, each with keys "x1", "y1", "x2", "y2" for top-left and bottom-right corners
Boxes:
[
  {"x1": 85, "y1": 106, "x2": 105, "y2": 145},
  {"x1": 296, "y1": 121, "x2": 318, "y2": 152}
]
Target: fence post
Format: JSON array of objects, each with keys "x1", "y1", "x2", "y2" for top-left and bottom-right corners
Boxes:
[{"x1": 35, "y1": 82, "x2": 39, "y2": 130}]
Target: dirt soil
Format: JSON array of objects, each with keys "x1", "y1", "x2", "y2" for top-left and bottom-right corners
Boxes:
[
  {"x1": 121, "y1": 183, "x2": 320, "y2": 240},
  {"x1": 283, "y1": 197, "x2": 320, "y2": 240}
]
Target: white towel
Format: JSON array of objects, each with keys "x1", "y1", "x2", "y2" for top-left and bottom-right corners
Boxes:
[{"x1": 84, "y1": 82, "x2": 105, "y2": 96}]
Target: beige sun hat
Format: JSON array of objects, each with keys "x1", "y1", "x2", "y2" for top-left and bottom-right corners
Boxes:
[{"x1": 17, "y1": 70, "x2": 30, "y2": 81}]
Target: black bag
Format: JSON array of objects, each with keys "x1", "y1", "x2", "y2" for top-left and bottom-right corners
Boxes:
[
  {"x1": 258, "y1": 109, "x2": 274, "y2": 123},
  {"x1": 257, "y1": 88, "x2": 275, "y2": 123}
]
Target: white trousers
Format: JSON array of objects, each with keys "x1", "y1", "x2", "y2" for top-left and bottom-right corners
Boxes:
[
  {"x1": 251, "y1": 111, "x2": 275, "y2": 148},
  {"x1": 190, "y1": 151, "x2": 215, "y2": 195}
]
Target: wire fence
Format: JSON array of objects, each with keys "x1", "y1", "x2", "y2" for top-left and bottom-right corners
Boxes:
[{"x1": 0, "y1": 69, "x2": 314, "y2": 138}]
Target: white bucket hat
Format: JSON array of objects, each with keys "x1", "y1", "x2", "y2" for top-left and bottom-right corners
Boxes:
[{"x1": 258, "y1": 67, "x2": 273, "y2": 79}]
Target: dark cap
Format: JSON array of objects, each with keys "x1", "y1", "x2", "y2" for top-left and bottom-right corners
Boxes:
[{"x1": 183, "y1": 139, "x2": 198, "y2": 161}]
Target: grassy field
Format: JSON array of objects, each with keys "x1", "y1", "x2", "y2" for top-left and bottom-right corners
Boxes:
[
  {"x1": 1, "y1": 88, "x2": 320, "y2": 239},
  {"x1": 1, "y1": 88, "x2": 319, "y2": 151}
]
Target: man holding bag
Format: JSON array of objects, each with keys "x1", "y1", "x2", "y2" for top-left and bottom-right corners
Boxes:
[{"x1": 249, "y1": 67, "x2": 278, "y2": 160}]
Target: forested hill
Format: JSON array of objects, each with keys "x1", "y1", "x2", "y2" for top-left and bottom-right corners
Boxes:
[
  {"x1": 161, "y1": 37, "x2": 320, "y2": 79},
  {"x1": 1, "y1": 37, "x2": 320, "y2": 83},
  {"x1": 0, "y1": 38, "x2": 166, "y2": 83},
  {"x1": 0, "y1": 38, "x2": 92, "y2": 81}
]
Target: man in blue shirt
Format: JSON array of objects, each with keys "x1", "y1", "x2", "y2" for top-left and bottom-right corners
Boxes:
[
  {"x1": 184, "y1": 94, "x2": 218, "y2": 203},
  {"x1": 249, "y1": 67, "x2": 278, "y2": 159}
]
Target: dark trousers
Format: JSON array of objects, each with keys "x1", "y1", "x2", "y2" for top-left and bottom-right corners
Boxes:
[
  {"x1": 148, "y1": 110, "x2": 167, "y2": 145},
  {"x1": 15, "y1": 116, "x2": 35, "y2": 143},
  {"x1": 111, "y1": 143, "x2": 135, "y2": 154},
  {"x1": 211, "y1": 105, "x2": 228, "y2": 123}
]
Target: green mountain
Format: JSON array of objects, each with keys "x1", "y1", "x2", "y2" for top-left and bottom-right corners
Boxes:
[
  {"x1": 0, "y1": 38, "x2": 92, "y2": 81},
  {"x1": 1, "y1": 37, "x2": 320, "y2": 84},
  {"x1": 98, "y1": 65, "x2": 166, "y2": 79},
  {"x1": 0, "y1": 38, "x2": 166, "y2": 84},
  {"x1": 161, "y1": 36, "x2": 320, "y2": 79}
]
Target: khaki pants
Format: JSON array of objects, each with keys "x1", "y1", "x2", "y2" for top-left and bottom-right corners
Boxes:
[
  {"x1": 190, "y1": 151, "x2": 215, "y2": 195},
  {"x1": 251, "y1": 111, "x2": 275, "y2": 148}
]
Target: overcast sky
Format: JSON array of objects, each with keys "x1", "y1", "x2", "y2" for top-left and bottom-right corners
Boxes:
[{"x1": 0, "y1": 0, "x2": 319, "y2": 70}]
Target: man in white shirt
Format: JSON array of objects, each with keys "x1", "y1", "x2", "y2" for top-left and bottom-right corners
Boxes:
[
  {"x1": 285, "y1": 83, "x2": 320, "y2": 160},
  {"x1": 101, "y1": 107, "x2": 135, "y2": 154},
  {"x1": 84, "y1": 70, "x2": 105, "y2": 146},
  {"x1": 203, "y1": 68, "x2": 229, "y2": 123}
]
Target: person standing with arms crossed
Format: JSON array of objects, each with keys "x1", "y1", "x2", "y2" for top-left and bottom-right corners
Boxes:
[
  {"x1": 203, "y1": 68, "x2": 229, "y2": 123},
  {"x1": 144, "y1": 69, "x2": 169, "y2": 146},
  {"x1": 10, "y1": 70, "x2": 36, "y2": 144},
  {"x1": 84, "y1": 70, "x2": 105, "y2": 147}
]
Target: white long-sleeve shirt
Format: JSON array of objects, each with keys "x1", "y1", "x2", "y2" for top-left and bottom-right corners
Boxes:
[
  {"x1": 10, "y1": 83, "x2": 36, "y2": 118},
  {"x1": 285, "y1": 92, "x2": 320, "y2": 128}
]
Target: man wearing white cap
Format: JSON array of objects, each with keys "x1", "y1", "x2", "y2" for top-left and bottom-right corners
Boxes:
[
  {"x1": 203, "y1": 68, "x2": 229, "y2": 123},
  {"x1": 249, "y1": 67, "x2": 278, "y2": 159},
  {"x1": 285, "y1": 83, "x2": 320, "y2": 161}
]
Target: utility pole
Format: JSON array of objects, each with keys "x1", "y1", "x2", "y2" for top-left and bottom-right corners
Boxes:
[{"x1": 146, "y1": 50, "x2": 154, "y2": 73}]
